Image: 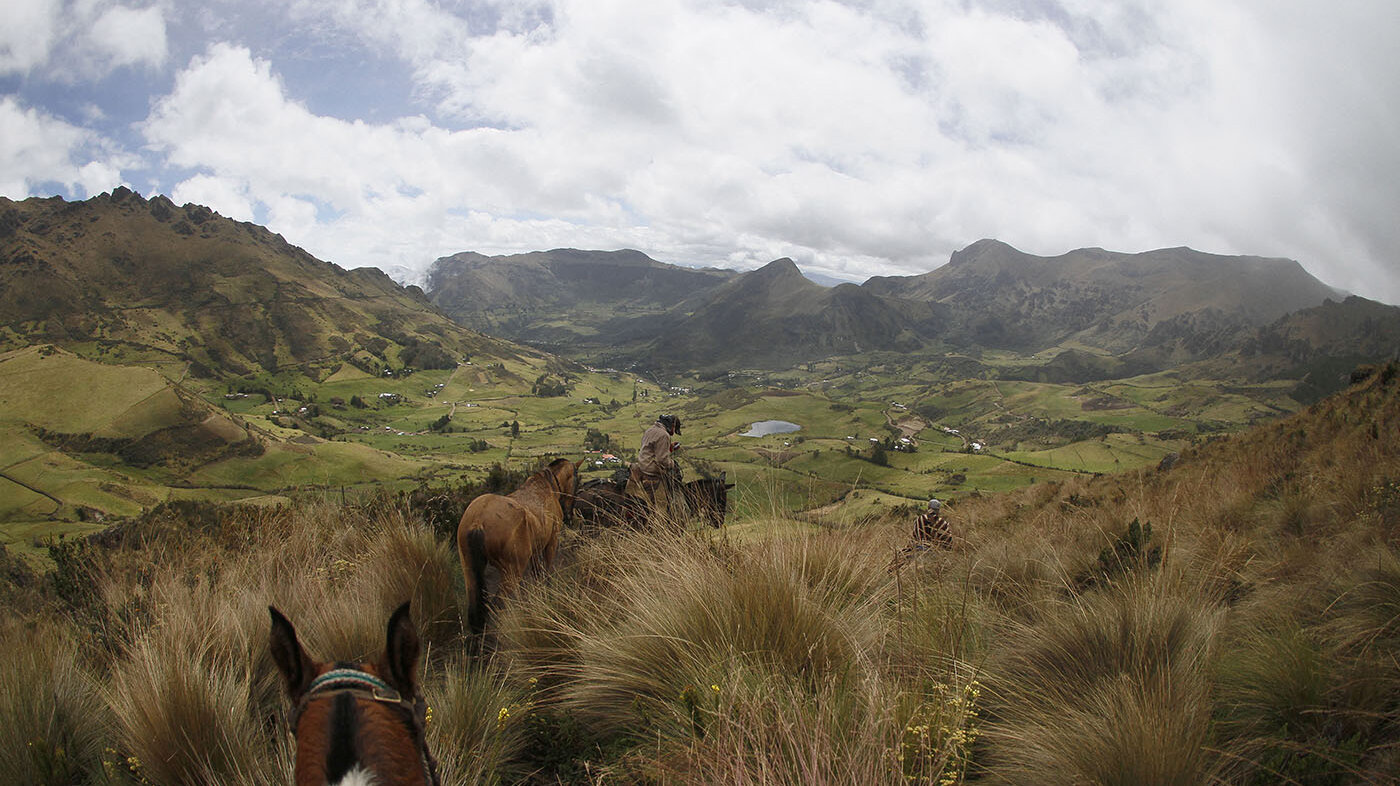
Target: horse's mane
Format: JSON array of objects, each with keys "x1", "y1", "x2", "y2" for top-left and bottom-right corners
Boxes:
[{"x1": 517, "y1": 458, "x2": 574, "y2": 495}]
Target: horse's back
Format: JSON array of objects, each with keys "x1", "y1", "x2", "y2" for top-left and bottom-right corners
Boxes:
[
  {"x1": 458, "y1": 493, "x2": 536, "y2": 549},
  {"x1": 576, "y1": 478, "x2": 642, "y2": 529},
  {"x1": 459, "y1": 492, "x2": 515, "y2": 529}
]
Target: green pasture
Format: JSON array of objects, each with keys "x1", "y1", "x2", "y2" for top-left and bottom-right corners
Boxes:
[
  {"x1": 0, "y1": 424, "x2": 51, "y2": 470},
  {"x1": 1093, "y1": 375, "x2": 1298, "y2": 424},
  {"x1": 707, "y1": 514, "x2": 821, "y2": 544},
  {"x1": 1, "y1": 449, "x2": 153, "y2": 520},
  {"x1": 993, "y1": 381, "x2": 1099, "y2": 420},
  {"x1": 1075, "y1": 408, "x2": 1190, "y2": 433},
  {"x1": 915, "y1": 379, "x2": 1003, "y2": 423},
  {"x1": 915, "y1": 451, "x2": 1001, "y2": 474},
  {"x1": 0, "y1": 519, "x2": 107, "y2": 554},
  {"x1": 781, "y1": 449, "x2": 927, "y2": 500},
  {"x1": 0, "y1": 477, "x2": 55, "y2": 521},
  {"x1": 959, "y1": 461, "x2": 1075, "y2": 493},
  {"x1": 0, "y1": 347, "x2": 181, "y2": 437},
  {"x1": 1002, "y1": 432, "x2": 1184, "y2": 475},
  {"x1": 721, "y1": 463, "x2": 850, "y2": 521},
  {"x1": 919, "y1": 430, "x2": 966, "y2": 451},
  {"x1": 803, "y1": 487, "x2": 922, "y2": 527},
  {"x1": 188, "y1": 441, "x2": 429, "y2": 491},
  {"x1": 323, "y1": 363, "x2": 372, "y2": 384}
]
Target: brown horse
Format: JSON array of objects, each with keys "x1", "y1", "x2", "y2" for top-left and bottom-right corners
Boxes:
[
  {"x1": 574, "y1": 476, "x2": 647, "y2": 530},
  {"x1": 268, "y1": 602, "x2": 440, "y2": 786},
  {"x1": 456, "y1": 457, "x2": 583, "y2": 632},
  {"x1": 576, "y1": 471, "x2": 732, "y2": 532}
]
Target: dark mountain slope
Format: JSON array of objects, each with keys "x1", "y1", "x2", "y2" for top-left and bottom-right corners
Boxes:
[
  {"x1": 864, "y1": 240, "x2": 1341, "y2": 352},
  {"x1": 425, "y1": 248, "x2": 736, "y2": 347},
  {"x1": 1174, "y1": 295, "x2": 1400, "y2": 402},
  {"x1": 422, "y1": 238, "x2": 1369, "y2": 378},
  {"x1": 640, "y1": 258, "x2": 944, "y2": 371}
]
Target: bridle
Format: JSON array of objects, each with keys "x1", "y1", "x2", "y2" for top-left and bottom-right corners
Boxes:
[{"x1": 289, "y1": 668, "x2": 442, "y2": 786}]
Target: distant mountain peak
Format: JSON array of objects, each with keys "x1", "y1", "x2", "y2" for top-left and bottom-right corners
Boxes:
[
  {"x1": 734, "y1": 258, "x2": 819, "y2": 300},
  {"x1": 750, "y1": 257, "x2": 803, "y2": 277},
  {"x1": 947, "y1": 239, "x2": 1020, "y2": 267}
]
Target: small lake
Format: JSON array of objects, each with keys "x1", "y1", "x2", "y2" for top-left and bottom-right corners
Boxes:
[{"x1": 741, "y1": 420, "x2": 802, "y2": 437}]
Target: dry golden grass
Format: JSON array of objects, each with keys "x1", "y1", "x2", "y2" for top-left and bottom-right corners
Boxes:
[
  {"x1": 1, "y1": 364, "x2": 1397, "y2": 784},
  {"x1": 0, "y1": 618, "x2": 109, "y2": 785}
]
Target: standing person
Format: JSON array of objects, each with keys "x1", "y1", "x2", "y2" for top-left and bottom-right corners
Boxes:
[
  {"x1": 627, "y1": 414, "x2": 683, "y2": 522},
  {"x1": 912, "y1": 498, "x2": 952, "y2": 549}
]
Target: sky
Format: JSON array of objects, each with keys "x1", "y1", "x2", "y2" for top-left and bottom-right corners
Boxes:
[{"x1": 2, "y1": 0, "x2": 1397, "y2": 302}]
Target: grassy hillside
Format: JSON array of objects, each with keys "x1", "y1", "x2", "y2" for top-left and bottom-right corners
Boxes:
[
  {"x1": 0, "y1": 189, "x2": 516, "y2": 379},
  {"x1": 1, "y1": 363, "x2": 1395, "y2": 784}
]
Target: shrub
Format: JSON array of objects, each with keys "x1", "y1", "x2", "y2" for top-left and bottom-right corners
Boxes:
[{"x1": 1074, "y1": 517, "x2": 1162, "y2": 590}]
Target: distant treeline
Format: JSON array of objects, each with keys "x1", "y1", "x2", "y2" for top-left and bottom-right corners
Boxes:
[{"x1": 981, "y1": 418, "x2": 1125, "y2": 448}]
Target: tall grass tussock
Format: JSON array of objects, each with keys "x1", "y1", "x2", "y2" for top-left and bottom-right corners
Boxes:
[{"x1": 1, "y1": 364, "x2": 1398, "y2": 783}]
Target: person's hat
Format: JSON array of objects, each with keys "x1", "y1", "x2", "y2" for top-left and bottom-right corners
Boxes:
[
  {"x1": 660, "y1": 414, "x2": 682, "y2": 435},
  {"x1": 928, "y1": 498, "x2": 941, "y2": 510}
]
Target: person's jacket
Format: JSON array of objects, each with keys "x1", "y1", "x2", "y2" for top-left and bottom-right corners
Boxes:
[
  {"x1": 635, "y1": 421, "x2": 674, "y2": 477},
  {"x1": 914, "y1": 511, "x2": 951, "y2": 545}
]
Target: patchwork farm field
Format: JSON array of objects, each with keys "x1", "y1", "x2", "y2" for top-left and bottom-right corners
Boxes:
[{"x1": 0, "y1": 343, "x2": 1308, "y2": 552}]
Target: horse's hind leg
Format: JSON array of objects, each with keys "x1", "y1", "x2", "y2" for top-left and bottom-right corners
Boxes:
[{"x1": 499, "y1": 565, "x2": 523, "y2": 597}]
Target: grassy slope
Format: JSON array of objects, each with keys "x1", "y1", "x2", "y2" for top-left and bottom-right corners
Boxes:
[{"x1": 0, "y1": 346, "x2": 178, "y2": 437}]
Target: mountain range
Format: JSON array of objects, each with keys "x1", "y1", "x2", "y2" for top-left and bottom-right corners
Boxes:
[
  {"x1": 3, "y1": 189, "x2": 1394, "y2": 397},
  {"x1": 423, "y1": 240, "x2": 1388, "y2": 391}
]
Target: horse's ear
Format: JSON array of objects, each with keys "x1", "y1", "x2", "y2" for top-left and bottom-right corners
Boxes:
[
  {"x1": 725, "y1": 483, "x2": 735, "y2": 489},
  {"x1": 268, "y1": 606, "x2": 316, "y2": 701},
  {"x1": 382, "y1": 601, "x2": 420, "y2": 698}
]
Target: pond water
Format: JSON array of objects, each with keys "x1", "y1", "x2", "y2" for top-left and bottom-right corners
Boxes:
[{"x1": 741, "y1": 419, "x2": 802, "y2": 437}]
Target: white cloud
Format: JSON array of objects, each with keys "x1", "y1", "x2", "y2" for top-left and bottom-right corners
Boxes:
[
  {"x1": 0, "y1": 0, "x2": 61, "y2": 74},
  {"x1": 2, "y1": 1, "x2": 171, "y2": 79},
  {"x1": 10, "y1": 0, "x2": 1392, "y2": 302},
  {"x1": 0, "y1": 96, "x2": 99, "y2": 196},
  {"x1": 87, "y1": 5, "x2": 168, "y2": 70},
  {"x1": 171, "y1": 173, "x2": 255, "y2": 221},
  {"x1": 75, "y1": 160, "x2": 124, "y2": 196},
  {"x1": 142, "y1": 43, "x2": 618, "y2": 267}
]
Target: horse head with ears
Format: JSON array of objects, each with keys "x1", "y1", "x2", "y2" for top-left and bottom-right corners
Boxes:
[
  {"x1": 269, "y1": 602, "x2": 440, "y2": 786},
  {"x1": 682, "y1": 473, "x2": 735, "y2": 530}
]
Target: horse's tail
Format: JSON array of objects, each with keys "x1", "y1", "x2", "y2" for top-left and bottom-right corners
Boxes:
[{"x1": 461, "y1": 528, "x2": 488, "y2": 635}]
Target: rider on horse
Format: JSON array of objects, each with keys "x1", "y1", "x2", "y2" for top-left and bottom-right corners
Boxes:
[{"x1": 627, "y1": 414, "x2": 684, "y2": 522}]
